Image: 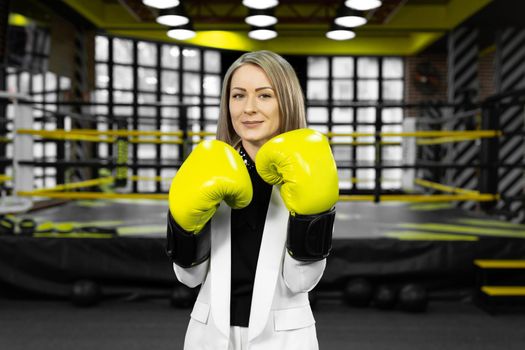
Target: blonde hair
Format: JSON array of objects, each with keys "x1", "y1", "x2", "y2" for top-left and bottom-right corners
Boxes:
[{"x1": 216, "y1": 50, "x2": 307, "y2": 147}]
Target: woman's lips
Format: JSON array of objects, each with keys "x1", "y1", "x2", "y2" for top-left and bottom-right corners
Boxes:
[{"x1": 242, "y1": 121, "x2": 263, "y2": 128}]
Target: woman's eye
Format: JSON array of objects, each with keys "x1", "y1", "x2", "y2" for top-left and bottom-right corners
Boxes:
[
  {"x1": 260, "y1": 93, "x2": 272, "y2": 99},
  {"x1": 232, "y1": 94, "x2": 244, "y2": 99}
]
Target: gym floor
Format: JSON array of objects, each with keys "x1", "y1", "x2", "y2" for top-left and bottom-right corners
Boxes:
[{"x1": 1, "y1": 298, "x2": 524, "y2": 350}]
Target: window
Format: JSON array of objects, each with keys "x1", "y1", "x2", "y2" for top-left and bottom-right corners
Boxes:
[
  {"x1": 306, "y1": 56, "x2": 405, "y2": 192},
  {"x1": 94, "y1": 35, "x2": 221, "y2": 193}
]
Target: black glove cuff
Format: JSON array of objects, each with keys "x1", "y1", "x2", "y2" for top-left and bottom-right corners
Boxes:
[
  {"x1": 166, "y1": 212, "x2": 211, "y2": 268},
  {"x1": 287, "y1": 208, "x2": 335, "y2": 262}
]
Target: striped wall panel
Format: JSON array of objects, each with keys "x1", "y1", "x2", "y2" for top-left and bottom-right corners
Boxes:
[
  {"x1": 447, "y1": 27, "x2": 480, "y2": 210},
  {"x1": 418, "y1": 105, "x2": 443, "y2": 190},
  {"x1": 70, "y1": 26, "x2": 90, "y2": 183},
  {"x1": 496, "y1": 28, "x2": 525, "y2": 222}
]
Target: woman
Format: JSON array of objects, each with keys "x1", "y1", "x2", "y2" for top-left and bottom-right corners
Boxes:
[{"x1": 166, "y1": 50, "x2": 339, "y2": 350}]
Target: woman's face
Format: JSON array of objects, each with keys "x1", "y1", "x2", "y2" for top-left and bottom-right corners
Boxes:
[{"x1": 229, "y1": 64, "x2": 280, "y2": 149}]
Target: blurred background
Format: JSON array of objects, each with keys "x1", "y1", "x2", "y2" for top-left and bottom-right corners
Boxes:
[{"x1": 1, "y1": 1, "x2": 525, "y2": 349}]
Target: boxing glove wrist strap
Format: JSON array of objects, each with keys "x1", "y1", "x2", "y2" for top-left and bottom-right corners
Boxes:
[
  {"x1": 287, "y1": 208, "x2": 335, "y2": 262},
  {"x1": 166, "y1": 212, "x2": 211, "y2": 268}
]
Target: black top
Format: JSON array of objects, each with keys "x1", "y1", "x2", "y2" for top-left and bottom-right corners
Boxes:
[{"x1": 230, "y1": 146, "x2": 272, "y2": 327}]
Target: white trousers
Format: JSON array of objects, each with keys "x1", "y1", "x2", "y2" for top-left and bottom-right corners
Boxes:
[{"x1": 228, "y1": 326, "x2": 249, "y2": 350}]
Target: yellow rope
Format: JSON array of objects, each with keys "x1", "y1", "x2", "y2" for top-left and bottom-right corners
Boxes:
[
  {"x1": 326, "y1": 130, "x2": 501, "y2": 138},
  {"x1": 27, "y1": 175, "x2": 174, "y2": 195},
  {"x1": 414, "y1": 178, "x2": 479, "y2": 195},
  {"x1": 129, "y1": 138, "x2": 184, "y2": 144},
  {"x1": 187, "y1": 131, "x2": 215, "y2": 137},
  {"x1": 31, "y1": 177, "x2": 115, "y2": 193},
  {"x1": 416, "y1": 135, "x2": 480, "y2": 145},
  {"x1": 17, "y1": 130, "x2": 115, "y2": 143},
  {"x1": 17, "y1": 129, "x2": 186, "y2": 144},
  {"x1": 66, "y1": 129, "x2": 183, "y2": 137},
  {"x1": 330, "y1": 141, "x2": 401, "y2": 146},
  {"x1": 339, "y1": 193, "x2": 498, "y2": 202},
  {"x1": 18, "y1": 129, "x2": 502, "y2": 141},
  {"x1": 17, "y1": 191, "x2": 167, "y2": 200},
  {"x1": 15, "y1": 191, "x2": 499, "y2": 202},
  {"x1": 129, "y1": 176, "x2": 172, "y2": 182},
  {"x1": 349, "y1": 177, "x2": 402, "y2": 184}
]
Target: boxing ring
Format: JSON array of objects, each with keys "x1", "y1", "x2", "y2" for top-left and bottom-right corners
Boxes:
[
  {"x1": 1, "y1": 90, "x2": 525, "y2": 304},
  {"x1": 2, "y1": 198, "x2": 525, "y2": 299}
]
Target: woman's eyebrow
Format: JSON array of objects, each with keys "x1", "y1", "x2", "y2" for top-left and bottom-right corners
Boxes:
[
  {"x1": 255, "y1": 87, "x2": 274, "y2": 91},
  {"x1": 230, "y1": 86, "x2": 274, "y2": 91}
]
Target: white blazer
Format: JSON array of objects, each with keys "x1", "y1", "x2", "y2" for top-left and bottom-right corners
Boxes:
[{"x1": 173, "y1": 187, "x2": 326, "y2": 350}]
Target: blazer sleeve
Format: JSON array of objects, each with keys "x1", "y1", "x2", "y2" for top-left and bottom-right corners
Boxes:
[
  {"x1": 281, "y1": 208, "x2": 334, "y2": 293},
  {"x1": 166, "y1": 211, "x2": 210, "y2": 288},
  {"x1": 173, "y1": 260, "x2": 209, "y2": 288},
  {"x1": 282, "y1": 253, "x2": 326, "y2": 293}
]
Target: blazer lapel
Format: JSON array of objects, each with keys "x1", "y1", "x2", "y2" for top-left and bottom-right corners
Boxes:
[
  {"x1": 248, "y1": 186, "x2": 288, "y2": 341},
  {"x1": 210, "y1": 203, "x2": 231, "y2": 339}
]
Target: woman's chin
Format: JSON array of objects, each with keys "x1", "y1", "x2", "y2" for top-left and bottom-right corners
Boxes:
[
  {"x1": 241, "y1": 137, "x2": 262, "y2": 146},
  {"x1": 240, "y1": 131, "x2": 266, "y2": 143}
]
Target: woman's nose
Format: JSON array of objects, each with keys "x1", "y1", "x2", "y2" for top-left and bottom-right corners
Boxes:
[{"x1": 244, "y1": 95, "x2": 257, "y2": 114}]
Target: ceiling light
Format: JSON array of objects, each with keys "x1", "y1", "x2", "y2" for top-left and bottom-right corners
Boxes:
[
  {"x1": 335, "y1": 8, "x2": 367, "y2": 28},
  {"x1": 156, "y1": 6, "x2": 189, "y2": 26},
  {"x1": 167, "y1": 23, "x2": 196, "y2": 40},
  {"x1": 182, "y1": 48, "x2": 197, "y2": 57},
  {"x1": 248, "y1": 26, "x2": 278, "y2": 40},
  {"x1": 169, "y1": 47, "x2": 180, "y2": 57},
  {"x1": 242, "y1": 0, "x2": 278, "y2": 10},
  {"x1": 245, "y1": 9, "x2": 278, "y2": 27},
  {"x1": 345, "y1": 0, "x2": 382, "y2": 11},
  {"x1": 145, "y1": 76, "x2": 158, "y2": 85},
  {"x1": 142, "y1": 0, "x2": 180, "y2": 9},
  {"x1": 326, "y1": 24, "x2": 356, "y2": 41}
]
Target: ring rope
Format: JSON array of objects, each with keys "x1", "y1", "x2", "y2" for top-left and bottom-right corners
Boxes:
[
  {"x1": 0, "y1": 175, "x2": 12, "y2": 183},
  {"x1": 18, "y1": 130, "x2": 115, "y2": 143},
  {"x1": 416, "y1": 135, "x2": 480, "y2": 146},
  {"x1": 23, "y1": 129, "x2": 184, "y2": 137},
  {"x1": 15, "y1": 190, "x2": 499, "y2": 203},
  {"x1": 17, "y1": 129, "x2": 502, "y2": 140},
  {"x1": 330, "y1": 141, "x2": 401, "y2": 146},
  {"x1": 16, "y1": 191, "x2": 168, "y2": 200},
  {"x1": 350, "y1": 177, "x2": 400, "y2": 184},
  {"x1": 326, "y1": 130, "x2": 501, "y2": 138},
  {"x1": 30, "y1": 177, "x2": 115, "y2": 193},
  {"x1": 338, "y1": 194, "x2": 499, "y2": 202},
  {"x1": 129, "y1": 176, "x2": 172, "y2": 182},
  {"x1": 16, "y1": 130, "x2": 185, "y2": 144},
  {"x1": 27, "y1": 175, "x2": 174, "y2": 194},
  {"x1": 414, "y1": 178, "x2": 480, "y2": 195},
  {"x1": 129, "y1": 138, "x2": 184, "y2": 144}
]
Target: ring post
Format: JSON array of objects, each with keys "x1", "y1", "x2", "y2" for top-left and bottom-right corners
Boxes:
[
  {"x1": 0, "y1": 92, "x2": 33, "y2": 214},
  {"x1": 402, "y1": 117, "x2": 417, "y2": 192}
]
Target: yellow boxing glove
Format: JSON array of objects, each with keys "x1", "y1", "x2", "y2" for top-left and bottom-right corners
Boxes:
[
  {"x1": 255, "y1": 128, "x2": 339, "y2": 215},
  {"x1": 169, "y1": 140, "x2": 252, "y2": 233}
]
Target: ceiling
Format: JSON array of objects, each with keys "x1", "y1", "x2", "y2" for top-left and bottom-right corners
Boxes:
[{"x1": 20, "y1": 0, "x2": 495, "y2": 55}]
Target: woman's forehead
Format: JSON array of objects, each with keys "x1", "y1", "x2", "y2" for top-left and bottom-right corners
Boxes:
[{"x1": 231, "y1": 64, "x2": 272, "y2": 85}]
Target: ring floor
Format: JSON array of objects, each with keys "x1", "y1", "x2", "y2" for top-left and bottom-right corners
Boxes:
[
  {"x1": 2, "y1": 199, "x2": 525, "y2": 297},
  {"x1": 1, "y1": 298, "x2": 524, "y2": 350}
]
